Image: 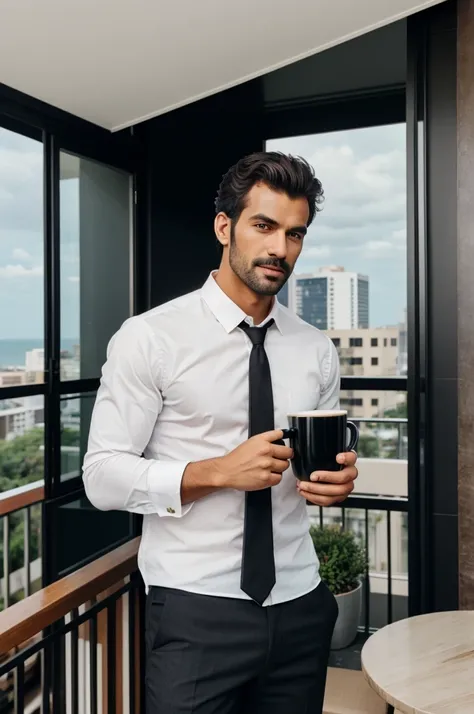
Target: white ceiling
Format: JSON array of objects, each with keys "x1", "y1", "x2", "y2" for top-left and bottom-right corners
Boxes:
[{"x1": 0, "y1": 0, "x2": 445, "y2": 132}]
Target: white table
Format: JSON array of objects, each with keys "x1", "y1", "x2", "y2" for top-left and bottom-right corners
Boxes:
[{"x1": 361, "y1": 611, "x2": 474, "y2": 714}]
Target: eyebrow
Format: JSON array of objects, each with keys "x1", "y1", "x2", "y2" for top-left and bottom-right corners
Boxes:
[{"x1": 249, "y1": 213, "x2": 307, "y2": 236}]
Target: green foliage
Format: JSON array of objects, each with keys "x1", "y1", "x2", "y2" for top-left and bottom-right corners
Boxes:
[
  {"x1": 310, "y1": 524, "x2": 368, "y2": 595},
  {"x1": 0, "y1": 428, "x2": 44, "y2": 492},
  {"x1": 384, "y1": 401, "x2": 407, "y2": 418},
  {"x1": 356, "y1": 433, "x2": 380, "y2": 458},
  {"x1": 0, "y1": 428, "x2": 64, "y2": 587}
]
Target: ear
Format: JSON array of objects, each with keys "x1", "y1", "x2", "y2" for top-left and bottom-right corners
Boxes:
[{"x1": 214, "y1": 212, "x2": 231, "y2": 248}]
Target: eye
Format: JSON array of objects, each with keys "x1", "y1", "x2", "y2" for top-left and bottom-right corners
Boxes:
[
  {"x1": 288, "y1": 232, "x2": 303, "y2": 240},
  {"x1": 256, "y1": 223, "x2": 269, "y2": 230}
]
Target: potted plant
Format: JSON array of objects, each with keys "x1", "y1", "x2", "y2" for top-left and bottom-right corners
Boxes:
[{"x1": 310, "y1": 524, "x2": 368, "y2": 650}]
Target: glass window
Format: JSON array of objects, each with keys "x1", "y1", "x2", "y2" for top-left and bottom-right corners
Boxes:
[
  {"x1": 371, "y1": 357, "x2": 379, "y2": 366},
  {"x1": 350, "y1": 357, "x2": 363, "y2": 366},
  {"x1": 0, "y1": 396, "x2": 44, "y2": 493},
  {"x1": 331, "y1": 337, "x2": 340, "y2": 347},
  {"x1": 59, "y1": 152, "x2": 132, "y2": 381},
  {"x1": 53, "y1": 493, "x2": 133, "y2": 577},
  {"x1": 267, "y1": 125, "x2": 407, "y2": 379},
  {"x1": 0, "y1": 128, "x2": 44, "y2": 379},
  {"x1": 60, "y1": 392, "x2": 96, "y2": 484},
  {"x1": 341, "y1": 390, "x2": 407, "y2": 456}
]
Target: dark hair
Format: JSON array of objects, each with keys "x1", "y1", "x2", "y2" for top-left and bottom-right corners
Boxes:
[{"x1": 215, "y1": 151, "x2": 324, "y2": 226}]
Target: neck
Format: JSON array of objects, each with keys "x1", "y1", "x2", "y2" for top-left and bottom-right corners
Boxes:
[{"x1": 214, "y1": 264, "x2": 274, "y2": 325}]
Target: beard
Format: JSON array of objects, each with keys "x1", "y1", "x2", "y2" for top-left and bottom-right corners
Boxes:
[{"x1": 228, "y1": 224, "x2": 291, "y2": 296}]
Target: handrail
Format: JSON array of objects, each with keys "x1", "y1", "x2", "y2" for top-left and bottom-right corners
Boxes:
[
  {"x1": 0, "y1": 536, "x2": 140, "y2": 656},
  {"x1": 0, "y1": 480, "x2": 44, "y2": 517}
]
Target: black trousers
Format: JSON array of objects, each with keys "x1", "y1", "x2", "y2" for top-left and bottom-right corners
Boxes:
[{"x1": 145, "y1": 581, "x2": 338, "y2": 714}]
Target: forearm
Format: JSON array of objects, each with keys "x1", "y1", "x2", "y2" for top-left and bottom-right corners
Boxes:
[{"x1": 180, "y1": 458, "x2": 225, "y2": 505}]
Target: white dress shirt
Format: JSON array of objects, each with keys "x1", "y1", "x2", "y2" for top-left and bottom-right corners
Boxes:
[{"x1": 83, "y1": 272, "x2": 340, "y2": 606}]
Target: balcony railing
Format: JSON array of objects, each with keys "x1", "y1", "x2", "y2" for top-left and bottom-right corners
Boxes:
[
  {"x1": 1, "y1": 482, "x2": 44, "y2": 610},
  {"x1": 352, "y1": 417, "x2": 408, "y2": 460},
  {"x1": 0, "y1": 537, "x2": 142, "y2": 714}
]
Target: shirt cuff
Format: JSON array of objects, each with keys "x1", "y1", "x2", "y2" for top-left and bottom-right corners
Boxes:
[{"x1": 146, "y1": 460, "x2": 193, "y2": 518}]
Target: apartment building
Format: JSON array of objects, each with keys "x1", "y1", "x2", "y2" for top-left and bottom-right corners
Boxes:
[{"x1": 326, "y1": 326, "x2": 403, "y2": 418}]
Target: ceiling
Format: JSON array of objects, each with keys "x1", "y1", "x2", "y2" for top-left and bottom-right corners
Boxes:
[{"x1": 0, "y1": 0, "x2": 445, "y2": 132}]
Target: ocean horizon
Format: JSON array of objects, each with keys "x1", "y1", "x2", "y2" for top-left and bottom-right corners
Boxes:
[{"x1": 0, "y1": 338, "x2": 79, "y2": 369}]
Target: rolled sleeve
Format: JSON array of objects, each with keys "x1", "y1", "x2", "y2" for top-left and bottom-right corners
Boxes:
[{"x1": 147, "y1": 460, "x2": 193, "y2": 518}]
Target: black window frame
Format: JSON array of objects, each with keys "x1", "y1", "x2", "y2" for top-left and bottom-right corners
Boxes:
[{"x1": 0, "y1": 88, "x2": 146, "y2": 583}]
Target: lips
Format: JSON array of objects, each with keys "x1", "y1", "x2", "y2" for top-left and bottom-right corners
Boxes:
[{"x1": 258, "y1": 265, "x2": 285, "y2": 276}]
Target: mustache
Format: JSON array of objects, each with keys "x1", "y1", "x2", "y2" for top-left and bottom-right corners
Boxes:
[{"x1": 253, "y1": 258, "x2": 290, "y2": 275}]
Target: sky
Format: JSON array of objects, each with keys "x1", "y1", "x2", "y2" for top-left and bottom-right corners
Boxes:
[
  {"x1": 0, "y1": 127, "x2": 80, "y2": 340},
  {"x1": 267, "y1": 124, "x2": 407, "y2": 328},
  {"x1": 0, "y1": 122, "x2": 406, "y2": 340}
]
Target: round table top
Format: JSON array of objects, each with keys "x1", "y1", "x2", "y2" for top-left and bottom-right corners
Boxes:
[{"x1": 361, "y1": 611, "x2": 474, "y2": 714}]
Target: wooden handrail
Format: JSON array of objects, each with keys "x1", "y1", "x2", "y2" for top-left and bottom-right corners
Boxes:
[
  {"x1": 0, "y1": 480, "x2": 45, "y2": 517},
  {"x1": 0, "y1": 537, "x2": 140, "y2": 656}
]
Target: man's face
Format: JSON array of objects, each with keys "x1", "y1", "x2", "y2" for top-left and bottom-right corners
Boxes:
[{"x1": 218, "y1": 182, "x2": 309, "y2": 296}]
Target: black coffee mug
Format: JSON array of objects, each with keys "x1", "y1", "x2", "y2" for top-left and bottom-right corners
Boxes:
[{"x1": 282, "y1": 410, "x2": 359, "y2": 481}]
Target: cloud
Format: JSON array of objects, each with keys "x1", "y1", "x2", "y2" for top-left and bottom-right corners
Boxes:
[
  {"x1": 12, "y1": 248, "x2": 32, "y2": 261},
  {"x1": 0, "y1": 264, "x2": 43, "y2": 278},
  {"x1": 304, "y1": 245, "x2": 331, "y2": 259},
  {"x1": 0, "y1": 128, "x2": 43, "y2": 233},
  {"x1": 267, "y1": 124, "x2": 407, "y2": 326}
]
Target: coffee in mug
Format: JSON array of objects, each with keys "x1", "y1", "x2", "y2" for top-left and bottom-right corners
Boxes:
[{"x1": 282, "y1": 410, "x2": 358, "y2": 481}]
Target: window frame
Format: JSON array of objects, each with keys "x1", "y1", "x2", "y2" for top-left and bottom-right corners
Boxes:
[{"x1": 0, "y1": 95, "x2": 143, "y2": 583}]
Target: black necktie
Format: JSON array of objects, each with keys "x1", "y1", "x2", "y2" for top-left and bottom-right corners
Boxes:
[{"x1": 239, "y1": 319, "x2": 276, "y2": 605}]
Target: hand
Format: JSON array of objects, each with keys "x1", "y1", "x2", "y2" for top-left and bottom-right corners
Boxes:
[
  {"x1": 216, "y1": 429, "x2": 293, "y2": 492},
  {"x1": 296, "y1": 451, "x2": 358, "y2": 507}
]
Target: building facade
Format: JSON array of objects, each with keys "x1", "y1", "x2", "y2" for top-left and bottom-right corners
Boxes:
[{"x1": 295, "y1": 267, "x2": 369, "y2": 330}]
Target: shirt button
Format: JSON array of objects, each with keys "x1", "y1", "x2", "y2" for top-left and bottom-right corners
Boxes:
[{"x1": 166, "y1": 507, "x2": 176, "y2": 514}]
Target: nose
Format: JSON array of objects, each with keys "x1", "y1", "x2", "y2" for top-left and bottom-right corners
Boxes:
[{"x1": 267, "y1": 231, "x2": 287, "y2": 260}]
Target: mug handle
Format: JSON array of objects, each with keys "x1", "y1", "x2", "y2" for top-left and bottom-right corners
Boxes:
[
  {"x1": 281, "y1": 427, "x2": 297, "y2": 440},
  {"x1": 346, "y1": 421, "x2": 359, "y2": 452}
]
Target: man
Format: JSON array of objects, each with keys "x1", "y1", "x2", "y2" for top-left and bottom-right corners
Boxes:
[{"x1": 83, "y1": 151, "x2": 358, "y2": 714}]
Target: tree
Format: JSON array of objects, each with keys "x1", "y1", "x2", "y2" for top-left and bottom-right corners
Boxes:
[
  {"x1": 0, "y1": 428, "x2": 44, "y2": 492},
  {"x1": 357, "y1": 433, "x2": 380, "y2": 458},
  {"x1": 384, "y1": 401, "x2": 407, "y2": 419},
  {"x1": 0, "y1": 427, "x2": 77, "y2": 591}
]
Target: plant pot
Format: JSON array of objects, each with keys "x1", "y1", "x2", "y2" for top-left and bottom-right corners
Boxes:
[{"x1": 330, "y1": 581, "x2": 362, "y2": 650}]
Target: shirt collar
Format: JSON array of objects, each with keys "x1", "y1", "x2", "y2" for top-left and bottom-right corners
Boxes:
[{"x1": 201, "y1": 272, "x2": 284, "y2": 335}]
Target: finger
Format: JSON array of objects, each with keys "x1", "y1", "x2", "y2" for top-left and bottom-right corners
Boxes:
[
  {"x1": 336, "y1": 451, "x2": 357, "y2": 467},
  {"x1": 261, "y1": 429, "x2": 285, "y2": 443},
  {"x1": 298, "y1": 480, "x2": 354, "y2": 497},
  {"x1": 271, "y1": 458, "x2": 290, "y2": 474},
  {"x1": 270, "y1": 443, "x2": 293, "y2": 460},
  {"x1": 309, "y1": 466, "x2": 358, "y2": 484},
  {"x1": 302, "y1": 493, "x2": 350, "y2": 507}
]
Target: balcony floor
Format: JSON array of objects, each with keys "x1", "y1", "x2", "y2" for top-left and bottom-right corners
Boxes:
[{"x1": 328, "y1": 631, "x2": 370, "y2": 671}]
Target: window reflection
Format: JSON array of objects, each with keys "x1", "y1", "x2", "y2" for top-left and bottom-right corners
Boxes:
[{"x1": 59, "y1": 152, "x2": 132, "y2": 381}]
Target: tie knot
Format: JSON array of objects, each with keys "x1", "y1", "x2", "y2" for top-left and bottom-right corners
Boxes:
[{"x1": 239, "y1": 319, "x2": 274, "y2": 346}]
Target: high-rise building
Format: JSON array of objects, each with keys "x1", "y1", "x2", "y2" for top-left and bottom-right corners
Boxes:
[
  {"x1": 295, "y1": 266, "x2": 369, "y2": 330},
  {"x1": 277, "y1": 273, "x2": 296, "y2": 311}
]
